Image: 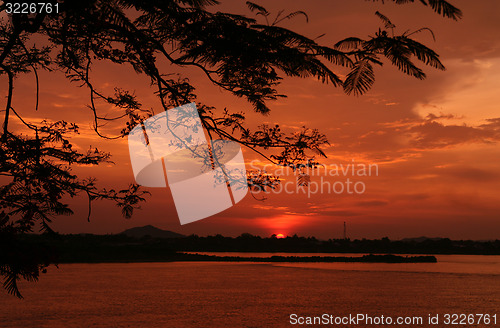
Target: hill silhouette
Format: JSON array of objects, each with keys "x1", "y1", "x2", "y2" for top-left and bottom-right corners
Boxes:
[
  {"x1": 120, "y1": 225, "x2": 185, "y2": 239},
  {"x1": 17, "y1": 230, "x2": 500, "y2": 265}
]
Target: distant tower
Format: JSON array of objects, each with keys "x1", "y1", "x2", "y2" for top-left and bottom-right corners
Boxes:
[{"x1": 343, "y1": 221, "x2": 347, "y2": 239}]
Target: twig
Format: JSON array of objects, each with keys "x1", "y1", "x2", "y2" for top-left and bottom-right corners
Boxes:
[{"x1": 1, "y1": 63, "x2": 14, "y2": 141}]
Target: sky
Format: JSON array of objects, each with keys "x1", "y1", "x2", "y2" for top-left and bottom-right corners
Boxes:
[{"x1": 3, "y1": 0, "x2": 500, "y2": 239}]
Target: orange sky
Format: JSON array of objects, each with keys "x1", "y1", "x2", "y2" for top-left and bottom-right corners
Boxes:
[{"x1": 3, "y1": 0, "x2": 500, "y2": 239}]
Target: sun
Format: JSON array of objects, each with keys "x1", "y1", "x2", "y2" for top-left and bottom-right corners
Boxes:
[{"x1": 276, "y1": 233, "x2": 285, "y2": 239}]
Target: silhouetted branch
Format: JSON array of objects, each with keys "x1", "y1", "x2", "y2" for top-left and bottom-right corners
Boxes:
[{"x1": 0, "y1": 63, "x2": 13, "y2": 141}]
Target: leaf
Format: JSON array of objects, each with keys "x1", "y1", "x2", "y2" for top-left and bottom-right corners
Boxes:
[
  {"x1": 246, "y1": 1, "x2": 268, "y2": 16},
  {"x1": 40, "y1": 220, "x2": 56, "y2": 235},
  {"x1": 400, "y1": 37, "x2": 445, "y2": 70},
  {"x1": 334, "y1": 37, "x2": 364, "y2": 50},
  {"x1": 370, "y1": 0, "x2": 462, "y2": 20},
  {"x1": 53, "y1": 205, "x2": 74, "y2": 216},
  {"x1": 385, "y1": 50, "x2": 426, "y2": 79},
  {"x1": 426, "y1": 0, "x2": 463, "y2": 20},
  {"x1": 405, "y1": 27, "x2": 436, "y2": 41},
  {"x1": 297, "y1": 173, "x2": 311, "y2": 187},
  {"x1": 275, "y1": 11, "x2": 309, "y2": 24},
  {"x1": 121, "y1": 205, "x2": 134, "y2": 219},
  {"x1": 375, "y1": 11, "x2": 396, "y2": 29},
  {"x1": 343, "y1": 58, "x2": 376, "y2": 96},
  {"x1": 315, "y1": 46, "x2": 353, "y2": 67},
  {"x1": 3, "y1": 272, "x2": 22, "y2": 299}
]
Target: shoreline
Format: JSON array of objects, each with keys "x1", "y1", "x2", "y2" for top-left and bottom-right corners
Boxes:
[{"x1": 56, "y1": 253, "x2": 437, "y2": 264}]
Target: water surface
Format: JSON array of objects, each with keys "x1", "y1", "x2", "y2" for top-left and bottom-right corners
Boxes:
[{"x1": 0, "y1": 256, "x2": 498, "y2": 327}]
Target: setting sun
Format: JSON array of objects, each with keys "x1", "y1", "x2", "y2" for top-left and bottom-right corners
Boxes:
[{"x1": 276, "y1": 234, "x2": 285, "y2": 239}]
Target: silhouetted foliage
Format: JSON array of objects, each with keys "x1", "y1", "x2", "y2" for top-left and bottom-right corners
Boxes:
[{"x1": 0, "y1": 0, "x2": 461, "y2": 297}]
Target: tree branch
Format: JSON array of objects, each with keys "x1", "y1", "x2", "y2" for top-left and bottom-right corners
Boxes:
[{"x1": 1, "y1": 63, "x2": 14, "y2": 141}]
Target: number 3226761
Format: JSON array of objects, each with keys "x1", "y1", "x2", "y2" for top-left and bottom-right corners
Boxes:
[
  {"x1": 443, "y1": 314, "x2": 497, "y2": 325},
  {"x1": 5, "y1": 3, "x2": 60, "y2": 14}
]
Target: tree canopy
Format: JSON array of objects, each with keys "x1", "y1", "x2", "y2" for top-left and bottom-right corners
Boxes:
[{"x1": 0, "y1": 0, "x2": 461, "y2": 297}]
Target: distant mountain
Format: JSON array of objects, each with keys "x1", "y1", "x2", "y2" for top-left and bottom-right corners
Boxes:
[{"x1": 120, "y1": 225, "x2": 185, "y2": 239}]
